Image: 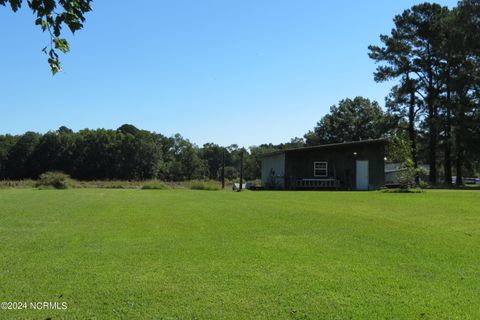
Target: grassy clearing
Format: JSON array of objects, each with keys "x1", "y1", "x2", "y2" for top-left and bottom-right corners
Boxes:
[{"x1": 0, "y1": 189, "x2": 479, "y2": 319}]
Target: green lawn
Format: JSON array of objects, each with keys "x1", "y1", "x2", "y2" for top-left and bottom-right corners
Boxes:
[{"x1": 0, "y1": 189, "x2": 479, "y2": 319}]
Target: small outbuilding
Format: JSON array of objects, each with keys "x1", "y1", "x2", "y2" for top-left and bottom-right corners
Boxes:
[{"x1": 260, "y1": 139, "x2": 386, "y2": 190}]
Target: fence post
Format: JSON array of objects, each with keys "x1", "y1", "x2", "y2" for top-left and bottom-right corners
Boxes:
[
  {"x1": 239, "y1": 150, "x2": 244, "y2": 191},
  {"x1": 222, "y1": 149, "x2": 225, "y2": 189}
]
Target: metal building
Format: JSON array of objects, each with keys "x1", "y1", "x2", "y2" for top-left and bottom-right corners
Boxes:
[{"x1": 260, "y1": 139, "x2": 386, "y2": 190}]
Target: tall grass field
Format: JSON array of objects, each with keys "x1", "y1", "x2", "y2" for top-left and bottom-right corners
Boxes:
[{"x1": 0, "y1": 189, "x2": 479, "y2": 319}]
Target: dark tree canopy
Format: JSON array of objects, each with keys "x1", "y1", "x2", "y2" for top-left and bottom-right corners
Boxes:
[
  {"x1": 0, "y1": 124, "x2": 309, "y2": 182},
  {"x1": 1, "y1": 0, "x2": 92, "y2": 74},
  {"x1": 369, "y1": 0, "x2": 480, "y2": 184},
  {"x1": 304, "y1": 97, "x2": 395, "y2": 146}
]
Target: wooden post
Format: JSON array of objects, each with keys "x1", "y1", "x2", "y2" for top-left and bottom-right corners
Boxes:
[
  {"x1": 239, "y1": 150, "x2": 244, "y2": 191},
  {"x1": 221, "y1": 149, "x2": 225, "y2": 189}
]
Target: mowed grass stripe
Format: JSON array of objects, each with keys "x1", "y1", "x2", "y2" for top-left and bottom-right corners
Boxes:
[{"x1": 0, "y1": 189, "x2": 479, "y2": 319}]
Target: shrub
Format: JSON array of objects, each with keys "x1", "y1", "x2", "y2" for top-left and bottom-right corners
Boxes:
[
  {"x1": 141, "y1": 181, "x2": 170, "y2": 190},
  {"x1": 189, "y1": 180, "x2": 220, "y2": 191},
  {"x1": 418, "y1": 180, "x2": 429, "y2": 189},
  {"x1": 36, "y1": 172, "x2": 72, "y2": 189},
  {"x1": 397, "y1": 159, "x2": 428, "y2": 190}
]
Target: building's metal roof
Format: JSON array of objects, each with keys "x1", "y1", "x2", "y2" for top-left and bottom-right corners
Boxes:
[{"x1": 259, "y1": 138, "x2": 388, "y2": 158}]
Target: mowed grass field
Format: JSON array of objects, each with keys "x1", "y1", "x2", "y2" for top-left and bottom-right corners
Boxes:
[{"x1": 0, "y1": 189, "x2": 479, "y2": 319}]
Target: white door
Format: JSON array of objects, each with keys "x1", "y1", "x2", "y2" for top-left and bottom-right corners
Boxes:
[{"x1": 356, "y1": 160, "x2": 369, "y2": 190}]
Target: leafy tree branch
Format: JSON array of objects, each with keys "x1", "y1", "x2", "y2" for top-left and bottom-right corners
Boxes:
[{"x1": 1, "y1": 0, "x2": 92, "y2": 74}]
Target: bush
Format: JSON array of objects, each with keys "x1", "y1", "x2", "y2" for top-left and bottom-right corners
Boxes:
[
  {"x1": 189, "y1": 180, "x2": 220, "y2": 191},
  {"x1": 397, "y1": 159, "x2": 427, "y2": 190},
  {"x1": 141, "y1": 181, "x2": 170, "y2": 190},
  {"x1": 418, "y1": 180, "x2": 429, "y2": 189},
  {"x1": 36, "y1": 172, "x2": 72, "y2": 189}
]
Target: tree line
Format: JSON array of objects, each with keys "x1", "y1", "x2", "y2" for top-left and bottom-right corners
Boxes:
[
  {"x1": 368, "y1": 0, "x2": 480, "y2": 185},
  {"x1": 304, "y1": 1, "x2": 480, "y2": 184},
  {"x1": 0, "y1": 92, "x2": 477, "y2": 183},
  {"x1": 0, "y1": 124, "x2": 306, "y2": 181},
  {"x1": 0, "y1": 98, "x2": 391, "y2": 182}
]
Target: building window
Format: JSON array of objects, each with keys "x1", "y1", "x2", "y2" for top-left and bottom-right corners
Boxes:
[{"x1": 314, "y1": 162, "x2": 328, "y2": 177}]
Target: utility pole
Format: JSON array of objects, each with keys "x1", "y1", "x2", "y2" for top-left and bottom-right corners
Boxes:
[
  {"x1": 239, "y1": 150, "x2": 244, "y2": 191},
  {"x1": 221, "y1": 149, "x2": 225, "y2": 189}
]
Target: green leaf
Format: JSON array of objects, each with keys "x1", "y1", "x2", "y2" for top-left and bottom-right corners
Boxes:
[{"x1": 54, "y1": 38, "x2": 70, "y2": 53}]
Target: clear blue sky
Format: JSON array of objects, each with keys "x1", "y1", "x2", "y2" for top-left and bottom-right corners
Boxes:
[{"x1": 0, "y1": 0, "x2": 457, "y2": 147}]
